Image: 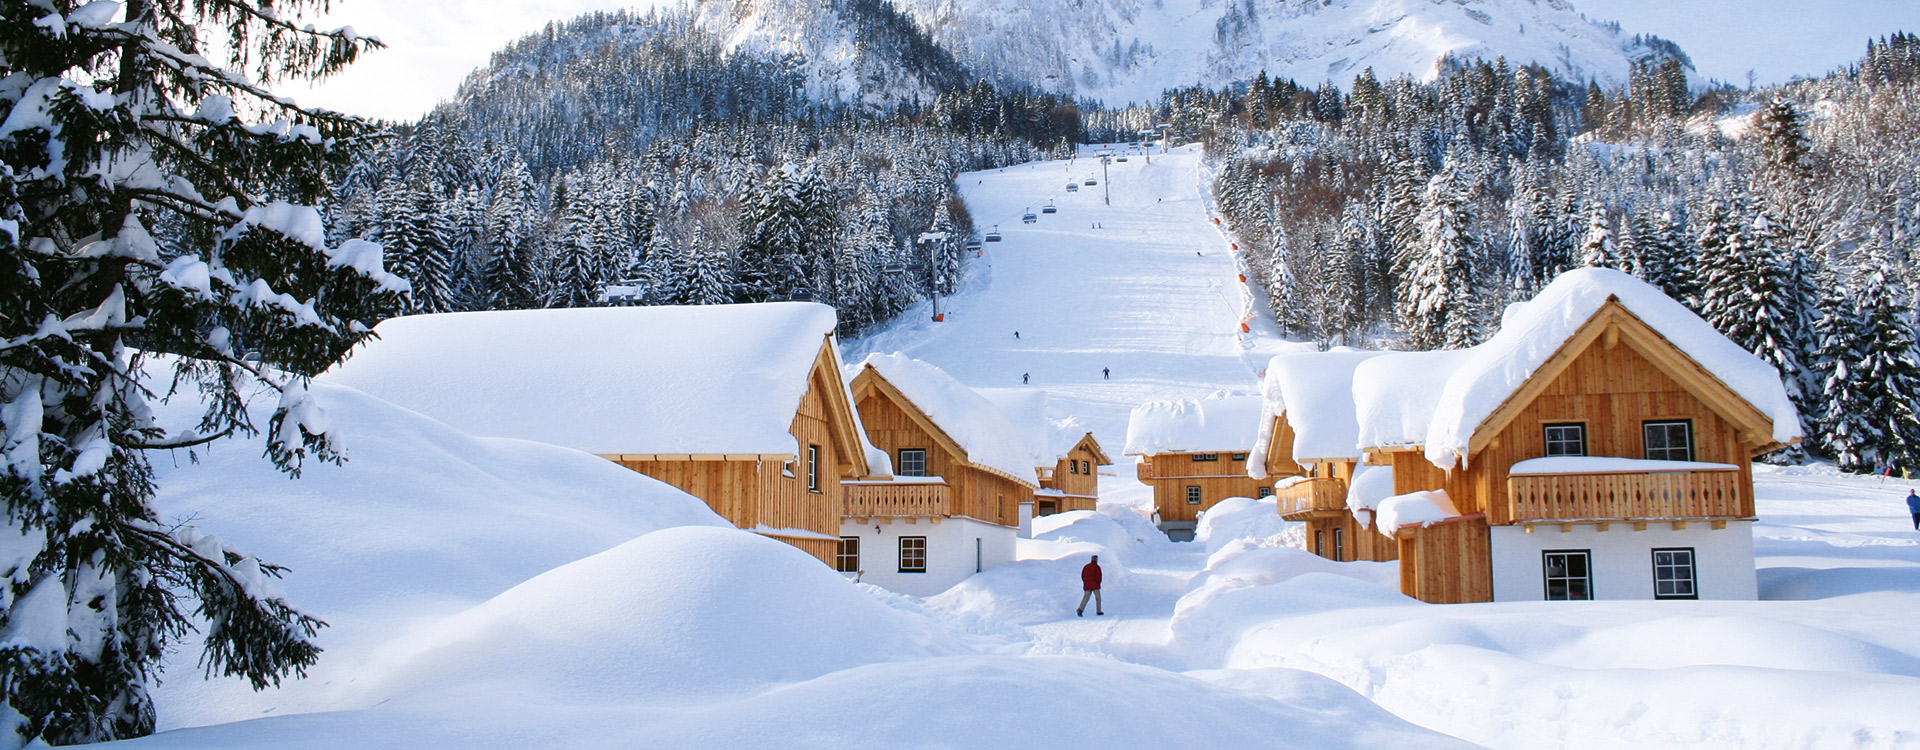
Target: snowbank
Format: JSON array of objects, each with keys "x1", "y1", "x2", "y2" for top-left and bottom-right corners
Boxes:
[
  {"x1": 855, "y1": 353, "x2": 1042, "y2": 485},
  {"x1": 1124, "y1": 394, "x2": 1264, "y2": 455},
  {"x1": 1424, "y1": 268, "x2": 1802, "y2": 469},
  {"x1": 1253, "y1": 348, "x2": 1387, "y2": 476},
  {"x1": 146, "y1": 379, "x2": 730, "y2": 729},
  {"x1": 348, "y1": 527, "x2": 963, "y2": 706},
  {"x1": 1373, "y1": 490, "x2": 1461, "y2": 538},
  {"x1": 322, "y1": 302, "x2": 844, "y2": 457},
  {"x1": 1194, "y1": 496, "x2": 1298, "y2": 555}
]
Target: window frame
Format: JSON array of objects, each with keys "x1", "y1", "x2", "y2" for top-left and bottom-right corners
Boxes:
[
  {"x1": 1257, "y1": 486, "x2": 1272, "y2": 498},
  {"x1": 897, "y1": 448, "x2": 928, "y2": 477},
  {"x1": 1652, "y1": 547, "x2": 1698, "y2": 600},
  {"x1": 1643, "y1": 420, "x2": 1696, "y2": 462},
  {"x1": 834, "y1": 536, "x2": 860, "y2": 573},
  {"x1": 1230, "y1": 452, "x2": 1249, "y2": 462},
  {"x1": 1332, "y1": 527, "x2": 1345, "y2": 562},
  {"x1": 1543, "y1": 549, "x2": 1593, "y2": 601},
  {"x1": 1185, "y1": 485, "x2": 1202, "y2": 505},
  {"x1": 1068, "y1": 460, "x2": 1078, "y2": 475},
  {"x1": 1192, "y1": 452, "x2": 1219, "y2": 462},
  {"x1": 898, "y1": 536, "x2": 927, "y2": 573},
  {"x1": 806, "y1": 444, "x2": 821, "y2": 493},
  {"x1": 1543, "y1": 422, "x2": 1588, "y2": 457}
]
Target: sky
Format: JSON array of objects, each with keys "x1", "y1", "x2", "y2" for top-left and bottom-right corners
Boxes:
[{"x1": 286, "y1": 0, "x2": 1920, "y2": 122}]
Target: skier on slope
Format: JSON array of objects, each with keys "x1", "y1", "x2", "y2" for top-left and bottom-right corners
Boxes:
[
  {"x1": 1077, "y1": 555, "x2": 1104, "y2": 616},
  {"x1": 1023, "y1": 373, "x2": 1030, "y2": 385},
  {"x1": 1908, "y1": 490, "x2": 1919, "y2": 530}
]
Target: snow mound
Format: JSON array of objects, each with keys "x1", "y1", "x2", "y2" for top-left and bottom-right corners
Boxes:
[
  {"x1": 1124, "y1": 394, "x2": 1264, "y2": 455},
  {"x1": 1174, "y1": 564, "x2": 1411, "y2": 668},
  {"x1": 1374, "y1": 490, "x2": 1462, "y2": 538},
  {"x1": 1345, "y1": 464, "x2": 1395, "y2": 529},
  {"x1": 354, "y1": 526, "x2": 962, "y2": 706},
  {"x1": 1194, "y1": 496, "x2": 1299, "y2": 555}
]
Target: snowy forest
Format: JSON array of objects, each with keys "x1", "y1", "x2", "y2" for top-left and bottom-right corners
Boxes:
[
  {"x1": 327, "y1": 8, "x2": 1084, "y2": 335},
  {"x1": 324, "y1": 7, "x2": 1920, "y2": 477},
  {"x1": 1191, "y1": 35, "x2": 1920, "y2": 474}
]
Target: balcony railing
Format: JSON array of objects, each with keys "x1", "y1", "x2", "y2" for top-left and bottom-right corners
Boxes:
[
  {"x1": 1505, "y1": 467, "x2": 1746, "y2": 523},
  {"x1": 1274, "y1": 477, "x2": 1348, "y2": 521},
  {"x1": 844, "y1": 480, "x2": 951, "y2": 517}
]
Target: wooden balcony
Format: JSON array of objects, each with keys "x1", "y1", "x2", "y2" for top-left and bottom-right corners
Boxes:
[
  {"x1": 1274, "y1": 477, "x2": 1348, "y2": 521},
  {"x1": 1505, "y1": 467, "x2": 1747, "y2": 524},
  {"x1": 1136, "y1": 459, "x2": 1154, "y2": 482},
  {"x1": 843, "y1": 480, "x2": 951, "y2": 518}
]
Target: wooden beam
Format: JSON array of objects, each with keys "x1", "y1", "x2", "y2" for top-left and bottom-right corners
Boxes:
[
  {"x1": 1523, "y1": 523, "x2": 1534, "y2": 534},
  {"x1": 1710, "y1": 519, "x2": 1727, "y2": 530},
  {"x1": 1671, "y1": 520, "x2": 1688, "y2": 530},
  {"x1": 1604, "y1": 322, "x2": 1620, "y2": 349},
  {"x1": 1596, "y1": 521, "x2": 1611, "y2": 532},
  {"x1": 1559, "y1": 523, "x2": 1573, "y2": 533},
  {"x1": 1634, "y1": 521, "x2": 1648, "y2": 531}
]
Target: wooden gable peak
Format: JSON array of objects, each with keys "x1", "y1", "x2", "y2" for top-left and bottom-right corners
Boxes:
[
  {"x1": 1463, "y1": 297, "x2": 1784, "y2": 460},
  {"x1": 809, "y1": 335, "x2": 871, "y2": 479}
]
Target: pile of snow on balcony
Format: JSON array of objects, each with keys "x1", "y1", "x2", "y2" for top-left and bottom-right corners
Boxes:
[{"x1": 1373, "y1": 489, "x2": 1461, "y2": 538}]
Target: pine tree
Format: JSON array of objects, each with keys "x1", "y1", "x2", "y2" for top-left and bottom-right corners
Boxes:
[
  {"x1": 1817, "y1": 246, "x2": 1920, "y2": 473},
  {"x1": 0, "y1": 2, "x2": 396, "y2": 744},
  {"x1": 737, "y1": 165, "x2": 812, "y2": 301},
  {"x1": 1578, "y1": 204, "x2": 1623, "y2": 271},
  {"x1": 1402, "y1": 168, "x2": 1480, "y2": 349}
]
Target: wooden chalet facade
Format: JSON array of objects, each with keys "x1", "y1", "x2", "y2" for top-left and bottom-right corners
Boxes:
[
  {"x1": 604, "y1": 336, "x2": 874, "y2": 563},
  {"x1": 1356, "y1": 269, "x2": 1800, "y2": 603},
  {"x1": 837, "y1": 354, "x2": 1036, "y2": 596},
  {"x1": 1254, "y1": 349, "x2": 1397, "y2": 564},
  {"x1": 1037, "y1": 432, "x2": 1110, "y2": 516},
  {"x1": 1125, "y1": 396, "x2": 1270, "y2": 537},
  {"x1": 321, "y1": 303, "x2": 876, "y2": 565}
]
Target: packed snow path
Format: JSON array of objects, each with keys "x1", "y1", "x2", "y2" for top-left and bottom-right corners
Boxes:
[{"x1": 852, "y1": 144, "x2": 1295, "y2": 446}]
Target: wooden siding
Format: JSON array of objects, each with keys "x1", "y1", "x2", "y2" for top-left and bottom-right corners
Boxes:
[
  {"x1": 1303, "y1": 514, "x2": 1398, "y2": 562},
  {"x1": 605, "y1": 344, "x2": 851, "y2": 565},
  {"x1": 1506, "y1": 468, "x2": 1746, "y2": 522},
  {"x1": 853, "y1": 384, "x2": 1022, "y2": 528},
  {"x1": 844, "y1": 481, "x2": 951, "y2": 517},
  {"x1": 1470, "y1": 332, "x2": 1756, "y2": 525},
  {"x1": 1142, "y1": 451, "x2": 1270, "y2": 523},
  {"x1": 1045, "y1": 444, "x2": 1103, "y2": 499},
  {"x1": 1260, "y1": 416, "x2": 1307, "y2": 478},
  {"x1": 1397, "y1": 514, "x2": 1492, "y2": 603},
  {"x1": 1275, "y1": 477, "x2": 1348, "y2": 520}
]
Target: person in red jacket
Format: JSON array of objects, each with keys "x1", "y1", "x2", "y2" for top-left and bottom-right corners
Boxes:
[{"x1": 1077, "y1": 555, "x2": 1104, "y2": 616}]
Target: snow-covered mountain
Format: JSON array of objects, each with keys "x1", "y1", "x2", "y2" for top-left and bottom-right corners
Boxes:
[
  {"x1": 679, "y1": 0, "x2": 970, "y2": 110},
  {"x1": 888, "y1": 0, "x2": 1680, "y2": 102}
]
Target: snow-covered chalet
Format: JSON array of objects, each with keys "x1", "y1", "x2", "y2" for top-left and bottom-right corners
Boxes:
[
  {"x1": 839, "y1": 354, "x2": 1038, "y2": 596},
  {"x1": 1355, "y1": 268, "x2": 1802, "y2": 603},
  {"x1": 977, "y1": 388, "x2": 1111, "y2": 520},
  {"x1": 1252, "y1": 348, "x2": 1398, "y2": 563},
  {"x1": 321, "y1": 302, "x2": 882, "y2": 563},
  {"x1": 1125, "y1": 395, "x2": 1273, "y2": 540}
]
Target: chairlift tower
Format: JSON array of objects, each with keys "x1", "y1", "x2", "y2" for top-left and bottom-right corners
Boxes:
[
  {"x1": 1100, "y1": 155, "x2": 1111, "y2": 206},
  {"x1": 917, "y1": 231, "x2": 947, "y2": 321}
]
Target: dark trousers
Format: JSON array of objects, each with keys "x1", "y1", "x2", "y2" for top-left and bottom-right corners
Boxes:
[{"x1": 1912, "y1": 512, "x2": 1919, "y2": 530}]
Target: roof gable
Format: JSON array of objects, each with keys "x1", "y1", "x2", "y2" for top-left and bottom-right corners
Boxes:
[{"x1": 850, "y1": 354, "x2": 1040, "y2": 488}]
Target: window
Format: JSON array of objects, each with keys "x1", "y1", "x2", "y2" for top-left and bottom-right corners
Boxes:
[
  {"x1": 1543, "y1": 550, "x2": 1593, "y2": 600},
  {"x1": 1257, "y1": 486, "x2": 1272, "y2": 498},
  {"x1": 1652, "y1": 548, "x2": 1697, "y2": 599},
  {"x1": 1544, "y1": 423, "x2": 1588, "y2": 457},
  {"x1": 1333, "y1": 528, "x2": 1345, "y2": 562},
  {"x1": 897, "y1": 449, "x2": 927, "y2": 477},
  {"x1": 806, "y1": 445, "x2": 821, "y2": 493},
  {"x1": 1080, "y1": 460, "x2": 1091, "y2": 475},
  {"x1": 1231, "y1": 452, "x2": 1248, "y2": 461},
  {"x1": 1192, "y1": 453, "x2": 1219, "y2": 462},
  {"x1": 898, "y1": 537, "x2": 927, "y2": 573},
  {"x1": 1068, "y1": 460, "x2": 1079, "y2": 474},
  {"x1": 1185, "y1": 486, "x2": 1202, "y2": 505},
  {"x1": 835, "y1": 537, "x2": 860, "y2": 573},
  {"x1": 1644, "y1": 421, "x2": 1695, "y2": 462},
  {"x1": 1314, "y1": 530, "x2": 1325, "y2": 557}
]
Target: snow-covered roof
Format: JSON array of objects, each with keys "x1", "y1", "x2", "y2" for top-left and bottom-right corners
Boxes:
[
  {"x1": 1254, "y1": 349, "x2": 1388, "y2": 469},
  {"x1": 323, "y1": 302, "x2": 851, "y2": 459},
  {"x1": 1423, "y1": 268, "x2": 1803, "y2": 469},
  {"x1": 1508, "y1": 457, "x2": 1738, "y2": 475},
  {"x1": 1123, "y1": 395, "x2": 1264, "y2": 455},
  {"x1": 1048, "y1": 417, "x2": 1107, "y2": 465},
  {"x1": 1353, "y1": 349, "x2": 1475, "y2": 451},
  {"x1": 974, "y1": 387, "x2": 1055, "y2": 468},
  {"x1": 852, "y1": 353, "x2": 1040, "y2": 488}
]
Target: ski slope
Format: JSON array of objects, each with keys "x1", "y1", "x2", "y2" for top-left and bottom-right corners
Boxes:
[{"x1": 853, "y1": 144, "x2": 1298, "y2": 450}]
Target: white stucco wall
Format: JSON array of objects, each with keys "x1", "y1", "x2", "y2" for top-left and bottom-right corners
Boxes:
[
  {"x1": 1489, "y1": 521, "x2": 1757, "y2": 601},
  {"x1": 838, "y1": 516, "x2": 1017, "y2": 598}
]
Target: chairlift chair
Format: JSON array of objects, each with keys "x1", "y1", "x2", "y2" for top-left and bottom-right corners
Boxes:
[
  {"x1": 1041, "y1": 203, "x2": 1057, "y2": 214},
  {"x1": 1066, "y1": 183, "x2": 1079, "y2": 192},
  {"x1": 1022, "y1": 210, "x2": 1037, "y2": 224},
  {"x1": 1117, "y1": 156, "x2": 1128, "y2": 162},
  {"x1": 984, "y1": 228, "x2": 1003, "y2": 242},
  {"x1": 1085, "y1": 178, "x2": 1097, "y2": 186}
]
